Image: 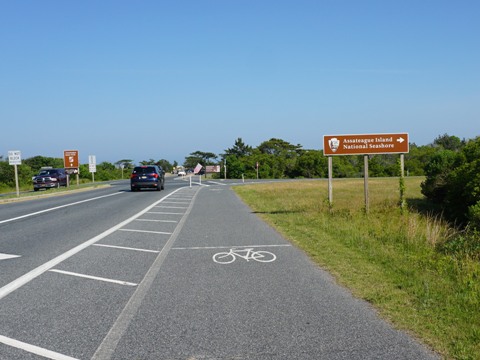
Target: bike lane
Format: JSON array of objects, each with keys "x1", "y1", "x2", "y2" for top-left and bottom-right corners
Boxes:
[{"x1": 107, "y1": 185, "x2": 439, "y2": 359}]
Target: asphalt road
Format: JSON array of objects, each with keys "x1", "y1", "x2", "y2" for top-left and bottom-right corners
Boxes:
[{"x1": 0, "y1": 176, "x2": 439, "y2": 359}]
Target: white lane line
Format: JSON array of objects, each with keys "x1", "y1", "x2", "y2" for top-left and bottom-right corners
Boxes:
[
  {"x1": 146, "y1": 211, "x2": 184, "y2": 215},
  {"x1": 0, "y1": 188, "x2": 186, "y2": 301},
  {"x1": 0, "y1": 253, "x2": 21, "y2": 260},
  {"x1": 154, "y1": 204, "x2": 188, "y2": 208},
  {"x1": 0, "y1": 334, "x2": 79, "y2": 360},
  {"x1": 207, "y1": 181, "x2": 228, "y2": 186},
  {"x1": 172, "y1": 244, "x2": 293, "y2": 250},
  {"x1": 93, "y1": 244, "x2": 160, "y2": 254},
  {"x1": 49, "y1": 269, "x2": 137, "y2": 286},
  {"x1": 153, "y1": 206, "x2": 188, "y2": 209},
  {"x1": 0, "y1": 192, "x2": 123, "y2": 225},
  {"x1": 134, "y1": 219, "x2": 178, "y2": 223},
  {"x1": 119, "y1": 229, "x2": 172, "y2": 235}
]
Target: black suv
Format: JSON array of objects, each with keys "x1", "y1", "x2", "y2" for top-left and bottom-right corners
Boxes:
[
  {"x1": 33, "y1": 168, "x2": 67, "y2": 191},
  {"x1": 130, "y1": 165, "x2": 165, "y2": 191}
]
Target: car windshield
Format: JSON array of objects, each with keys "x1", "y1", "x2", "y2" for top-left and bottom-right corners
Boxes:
[{"x1": 39, "y1": 170, "x2": 55, "y2": 175}]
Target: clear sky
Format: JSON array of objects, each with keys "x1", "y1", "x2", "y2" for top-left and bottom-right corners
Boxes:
[{"x1": 1, "y1": 0, "x2": 478, "y2": 165}]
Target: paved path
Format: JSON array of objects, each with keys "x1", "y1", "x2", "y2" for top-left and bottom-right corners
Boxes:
[{"x1": 107, "y1": 184, "x2": 439, "y2": 359}]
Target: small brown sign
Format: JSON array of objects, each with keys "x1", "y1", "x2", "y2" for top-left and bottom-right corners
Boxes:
[
  {"x1": 64, "y1": 150, "x2": 79, "y2": 168},
  {"x1": 323, "y1": 133, "x2": 409, "y2": 156}
]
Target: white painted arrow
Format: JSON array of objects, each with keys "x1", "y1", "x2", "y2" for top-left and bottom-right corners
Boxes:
[
  {"x1": 0, "y1": 253, "x2": 21, "y2": 260},
  {"x1": 397, "y1": 137, "x2": 405, "y2": 143}
]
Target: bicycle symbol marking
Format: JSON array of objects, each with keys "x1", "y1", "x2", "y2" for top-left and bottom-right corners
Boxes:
[{"x1": 212, "y1": 248, "x2": 276, "y2": 264}]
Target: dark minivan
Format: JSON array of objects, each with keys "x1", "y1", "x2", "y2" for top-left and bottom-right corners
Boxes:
[{"x1": 130, "y1": 165, "x2": 165, "y2": 191}]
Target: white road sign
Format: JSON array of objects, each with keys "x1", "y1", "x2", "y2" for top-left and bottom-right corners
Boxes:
[
  {"x1": 8, "y1": 150, "x2": 22, "y2": 165},
  {"x1": 89, "y1": 155, "x2": 96, "y2": 173}
]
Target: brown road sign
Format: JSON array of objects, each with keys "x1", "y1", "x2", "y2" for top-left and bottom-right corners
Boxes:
[
  {"x1": 323, "y1": 133, "x2": 409, "y2": 156},
  {"x1": 64, "y1": 150, "x2": 79, "y2": 168}
]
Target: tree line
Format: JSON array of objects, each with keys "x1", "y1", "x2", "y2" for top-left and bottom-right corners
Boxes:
[
  {"x1": 185, "y1": 133, "x2": 467, "y2": 180},
  {"x1": 1, "y1": 133, "x2": 479, "y2": 231}
]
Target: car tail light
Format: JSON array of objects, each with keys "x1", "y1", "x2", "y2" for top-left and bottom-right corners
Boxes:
[
  {"x1": 152, "y1": 173, "x2": 159, "y2": 178},
  {"x1": 130, "y1": 174, "x2": 137, "y2": 179}
]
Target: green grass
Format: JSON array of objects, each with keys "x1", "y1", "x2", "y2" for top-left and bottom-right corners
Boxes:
[
  {"x1": 0, "y1": 182, "x2": 109, "y2": 202},
  {"x1": 233, "y1": 177, "x2": 480, "y2": 360}
]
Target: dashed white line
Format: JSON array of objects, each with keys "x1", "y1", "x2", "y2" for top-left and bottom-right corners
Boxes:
[
  {"x1": 0, "y1": 334, "x2": 79, "y2": 360},
  {"x1": 119, "y1": 229, "x2": 172, "y2": 235},
  {"x1": 206, "y1": 181, "x2": 228, "y2": 186},
  {"x1": 154, "y1": 205, "x2": 188, "y2": 209},
  {"x1": 49, "y1": 269, "x2": 137, "y2": 286},
  {"x1": 146, "y1": 211, "x2": 184, "y2": 215},
  {"x1": 93, "y1": 244, "x2": 160, "y2": 253},
  {"x1": 134, "y1": 219, "x2": 178, "y2": 223},
  {"x1": 0, "y1": 253, "x2": 21, "y2": 260}
]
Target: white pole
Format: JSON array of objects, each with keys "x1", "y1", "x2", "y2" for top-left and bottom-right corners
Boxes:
[
  {"x1": 14, "y1": 164, "x2": 20, "y2": 197},
  {"x1": 189, "y1": 176, "x2": 192, "y2": 188}
]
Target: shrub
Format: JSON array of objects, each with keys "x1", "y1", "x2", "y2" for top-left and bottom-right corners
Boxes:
[{"x1": 422, "y1": 137, "x2": 480, "y2": 228}]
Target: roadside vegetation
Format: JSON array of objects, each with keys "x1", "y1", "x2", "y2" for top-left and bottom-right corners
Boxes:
[
  {"x1": 0, "y1": 133, "x2": 473, "y2": 192},
  {"x1": 234, "y1": 178, "x2": 479, "y2": 360}
]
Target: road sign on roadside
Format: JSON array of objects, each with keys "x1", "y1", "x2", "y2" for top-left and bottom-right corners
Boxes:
[
  {"x1": 88, "y1": 155, "x2": 96, "y2": 173},
  {"x1": 8, "y1": 150, "x2": 21, "y2": 165},
  {"x1": 64, "y1": 150, "x2": 79, "y2": 168},
  {"x1": 323, "y1": 133, "x2": 409, "y2": 214},
  {"x1": 323, "y1": 133, "x2": 409, "y2": 156},
  {"x1": 8, "y1": 150, "x2": 22, "y2": 197}
]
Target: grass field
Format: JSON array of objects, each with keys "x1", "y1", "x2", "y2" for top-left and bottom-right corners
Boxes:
[{"x1": 233, "y1": 177, "x2": 480, "y2": 360}]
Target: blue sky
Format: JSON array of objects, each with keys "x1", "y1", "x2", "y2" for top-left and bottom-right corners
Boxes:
[{"x1": 1, "y1": 0, "x2": 478, "y2": 165}]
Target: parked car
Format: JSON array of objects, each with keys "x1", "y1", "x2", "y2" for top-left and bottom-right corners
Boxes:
[
  {"x1": 177, "y1": 170, "x2": 186, "y2": 176},
  {"x1": 130, "y1": 165, "x2": 165, "y2": 191},
  {"x1": 33, "y1": 168, "x2": 67, "y2": 191}
]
